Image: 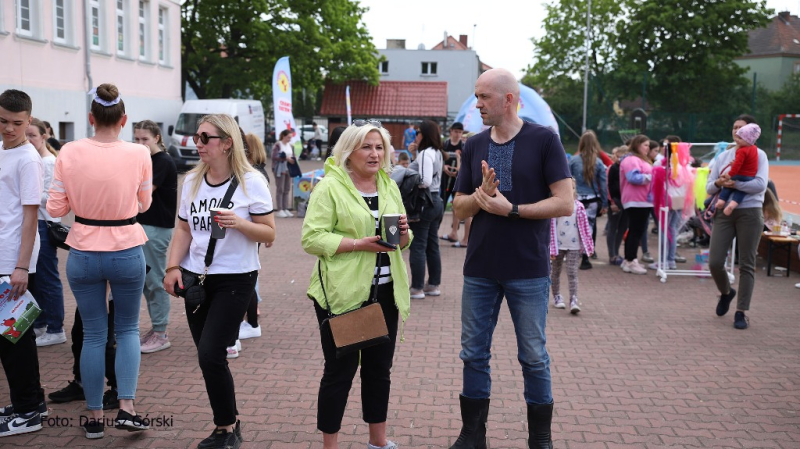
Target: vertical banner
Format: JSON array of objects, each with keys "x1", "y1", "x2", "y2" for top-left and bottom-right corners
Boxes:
[
  {"x1": 272, "y1": 56, "x2": 299, "y2": 144},
  {"x1": 346, "y1": 85, "x2": 352, "y2": 126}
]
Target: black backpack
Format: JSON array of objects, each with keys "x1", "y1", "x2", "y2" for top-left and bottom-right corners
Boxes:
[{"x1": 394, "y1": 168, "x2": 433, "y2": 223}]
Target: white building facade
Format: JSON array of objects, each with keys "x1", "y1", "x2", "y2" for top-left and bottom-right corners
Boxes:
[
  {"x1": 0, "y1": 0, "x2": 182, "y2": 143},
  {"x1": 377, "y1": 37, "x2": 484, "y2": 120}
]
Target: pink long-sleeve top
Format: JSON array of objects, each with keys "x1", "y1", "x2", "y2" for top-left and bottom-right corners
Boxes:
[{"x1": 46, "y1": 139, "x2": 153, "y2": 251}]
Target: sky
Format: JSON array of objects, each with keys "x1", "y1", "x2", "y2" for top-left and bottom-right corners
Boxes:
[{"x1": 358, "y1": 0, "x2": 800, "y2": 81}]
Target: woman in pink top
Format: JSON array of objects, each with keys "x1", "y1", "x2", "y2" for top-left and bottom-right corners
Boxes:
[
  {"x1": 46, "y1": 83, "x2": 152, "y2": 439},
  {"x1": 618, "y1": 135, "x2": 653, "y2": 275}
]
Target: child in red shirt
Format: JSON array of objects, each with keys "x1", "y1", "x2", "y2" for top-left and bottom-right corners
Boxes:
[{"x1": 716, "y1": 123, "x2": 760, "y2": 216}]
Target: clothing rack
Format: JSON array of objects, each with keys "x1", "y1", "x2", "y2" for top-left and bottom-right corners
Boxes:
[{"x1": 655, "y1": 143, "x2": 736, "y2": 284}]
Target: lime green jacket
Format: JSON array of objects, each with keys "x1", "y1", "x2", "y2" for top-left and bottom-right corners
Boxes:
[{"x1": 302, "y1": 158, "x2": 412, "y2": 321}]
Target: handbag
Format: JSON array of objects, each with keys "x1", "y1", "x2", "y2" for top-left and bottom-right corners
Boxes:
[
  {"x1": 173, "y1": 177, "x2": 239, "y2": 313},
  {"x1": 287, "y1": 157, "x2": 302, "y2": 178},
  {"x1": 317, "y1": 253, "x2": 390, "y2": 358},
  {"x1": 45, "y1": 221, "x2": 71, "y2": 250}
]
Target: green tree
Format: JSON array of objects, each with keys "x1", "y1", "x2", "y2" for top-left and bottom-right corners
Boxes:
[
  {"x1": 182, "y1": 0, "x2": 381, "y2": 109},
  {"x1": 614, "y1": 0, "x2": 772, "y2": 113},
  {"x1": 526, "y1": 0, "x2": 628, "y2": 104}
]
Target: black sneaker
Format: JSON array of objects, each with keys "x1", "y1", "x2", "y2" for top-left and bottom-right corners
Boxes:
[
  {"x1": 198, "y1": 427, "x2": 240, "y2": 449},
  {"x1": 48, "y1": 380, "x2": 85, "y2": 403},
  {"x1": 0, "y1": 411, "x2": 42, "y2": 437},
  {"x1": 734, "y1": 311, "x2": 749, "y2": 330},
  {"x1": 579, "y1": 258, "x2": 593, "y2": 270},
  {"x1": 114, "y1": 409, "x2": 149, "y2": 432},
  {"x1": 715, "y1": 288, "x2": 736, "y2": 316},
  {"x1": 82, "y1": 418, "x2": 104, "y2": 439},
  {"x1": 0, "y1": 401, "x2": 48, "y2": 418},
  {"x1": 103, "y1": 389, "x2": 119, "y2": 410}
]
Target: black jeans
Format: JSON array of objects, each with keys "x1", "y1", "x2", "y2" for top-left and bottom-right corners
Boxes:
[
  {"x1": 185, "y1": 271, "x2": 257, "y2": 426},
  {"x1": 624, "y1": 207, "x2": 653, "y2": 262},
  {"x1": 72, "y1": 300, "x2": 117, "y2": 387},
  {"x1": 313, "y1": 282, "x2": 399, "y2": 434},
  {"x1": 0, "y1": 273, "x2": 45, "y2": 413}
]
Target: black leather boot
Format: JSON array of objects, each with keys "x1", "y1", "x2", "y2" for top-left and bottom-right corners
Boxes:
[
  {"x1": 527, "y1": 402, "x2": 553, "y2": 449},
  {"x1": 449, "y1": 395, "x2": 489, "y2": 449}
]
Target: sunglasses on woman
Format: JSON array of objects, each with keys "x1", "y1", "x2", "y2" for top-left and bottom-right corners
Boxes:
[
  {"x1": 353, "y1": 119, "x2": 382, "y2": 128},
  {"x1": 193, "y1": 132, "x2": 223, "y2": 145}
]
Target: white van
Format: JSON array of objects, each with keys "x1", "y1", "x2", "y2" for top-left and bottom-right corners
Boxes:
[{"x1": 167, "y1": 99, "x2": 265, "y2": 171}]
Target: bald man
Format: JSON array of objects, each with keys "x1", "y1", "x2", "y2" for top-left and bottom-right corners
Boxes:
[{"x1": 450, "y1": 69, "x2": 573, "y2": 449}]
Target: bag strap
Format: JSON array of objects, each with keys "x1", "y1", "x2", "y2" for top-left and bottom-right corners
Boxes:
[
  {"x1": 203, "y1": 176, "x2": 240, "y2": 270},
  {"x1": 318, "y1": 252, "x2": 381, "y2": 316}
]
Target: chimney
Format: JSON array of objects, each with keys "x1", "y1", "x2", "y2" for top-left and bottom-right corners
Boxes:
[
  {"x1": 386, "y1": 39, "x2": 406, "y2": 49},
  {"x1": 444, "y1": 31, "x2": 449, "y2": 49},
  {"x1": 459, "y1": 34, "x2": 468, "y2": 48}
]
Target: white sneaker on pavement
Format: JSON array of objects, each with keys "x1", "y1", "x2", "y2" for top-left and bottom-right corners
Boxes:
[
  {"x1": 36, "y1": 331, "x2": 67, "y2": 347},
  {"x1": 226, "y1": 340, "x2": 242, "y2": 359},
  {"x1": 140, "y1": 332, "x2": 170, "y2": 354},
  {"x1": 238, "y1": 321, "x2": 262, "y2": 340},
  {"x1": 33, "y1": 326, "x2": 47, "y2": 338}
]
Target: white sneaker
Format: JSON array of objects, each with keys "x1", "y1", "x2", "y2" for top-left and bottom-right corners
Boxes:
[
  {"x1": 795, "y1": 282, "x2": 800, "y2": 289},
  {"x1": 36, "y1": 331, "x2": 67, "y2": 347},
  {"x1": 553, "y1": 295, "x2": 566, "y2": 309},
  {"x1": 283, "y1": 210, "x2": 294, "y2": 217},
  {"x1": 423, "y1": 284, "x2": 441, "y2": 296},
  {"x1": 275, "y1": 210, "x2": 288, "y2": 218},
  {"x1": 226, "y1": 340, "x2": 242, "y2": 359},
  {"x1": 569, "y1": 296, "x2": 581, "y2": 314},
  {"x1": 627, "y1": 259, "x2": 648, "y2": 275},
  {"x1": 238, "y1": 322, "x2": 261, "y2": 340},
  {"x1": 33, "y1": 326, "x2": 47, "y2": 338},
  {"x1": 409, "y1": 288, "x2": 425, "y2": 299}
]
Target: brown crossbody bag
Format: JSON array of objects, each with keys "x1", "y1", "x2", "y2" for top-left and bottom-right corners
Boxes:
[{"x1": 317, "y1": 253, "x2": 390, "y2": 358}]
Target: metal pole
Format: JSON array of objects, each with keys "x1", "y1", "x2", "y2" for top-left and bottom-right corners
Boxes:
[
  {"x1": 581, "y1": 0, "x2": 591, "y2": 133},
  {"x1": 83, "y1": 0, "x2": 93, "y2": 138},
  {"x1": 751, "y1": 72, "x2": 757, "y2": 114}
]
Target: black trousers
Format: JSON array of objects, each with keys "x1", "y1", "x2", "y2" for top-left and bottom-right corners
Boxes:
[
  {"x1": 313, "y1": 282, "x2": 399, "y2": 434},
  {"x1": 185, "y1": 271, "x2": 257, "y2": 426},
  {"x1": 624, "y1": 207, "x2": 653, "y2": 262},
  {"x1": 0, "y1": 273, "x2": 45, "y2": 413},
  {"x1": 71, "y1": 300, "x2": 117, "y2": 388}
]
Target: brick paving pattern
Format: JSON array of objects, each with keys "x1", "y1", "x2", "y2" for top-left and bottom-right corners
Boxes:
[{"x1": 2, "y1": 161, "x2": 799, "y2": 448}]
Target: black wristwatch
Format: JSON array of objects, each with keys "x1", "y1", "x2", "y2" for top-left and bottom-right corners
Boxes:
[{"x1": 508, "y1": 204, "x2": 520, "y2": 219}]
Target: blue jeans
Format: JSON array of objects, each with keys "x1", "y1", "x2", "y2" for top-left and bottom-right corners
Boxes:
[
  {"x1": 32, "y1": 220, "x2": 65, "y2": 333},
  {"x1": 666, "y1": 210, "x2": 681, "y2": 263},
  {"x1": 460, "y1": 275, "x2": 552, "y2": 405},
  {"x1": 719, "y1": 175, "x2": 755, "y2": 205},
  {"x1": 409, "y1": 194, "x2": 444, "y2": 289},
  {"x1": 66, "y1": 246, "x2": 145, "y2": 410},
  {"x1": 141, "y1": 225, "x2": 173, "y2": 332}
]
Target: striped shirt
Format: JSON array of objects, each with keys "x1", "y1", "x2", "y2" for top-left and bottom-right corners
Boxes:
[{"x1": 360, "y1": 191, "x2": 392, "y2": 285}]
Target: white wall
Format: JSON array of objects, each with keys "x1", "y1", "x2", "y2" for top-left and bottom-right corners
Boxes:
[{"x1": 0, "y1": 0, "x2": 182, "y2": 141}]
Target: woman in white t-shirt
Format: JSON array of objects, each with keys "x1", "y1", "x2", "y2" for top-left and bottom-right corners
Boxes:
[
  {"x1": 407, "y1": 120, "x2": 445, "y2": 299},
  {"x1": 163, "y1": 113, "x2": 275, "y2": 448},
  {"x1": 26, "y1": 118, "x2": 67, "y2": 346},
  {"x1": 271, "y1": 129, "x2": 296, "y2": 217}
]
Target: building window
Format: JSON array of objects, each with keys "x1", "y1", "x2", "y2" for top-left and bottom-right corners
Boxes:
[
  {"x1": 17, "y1": 0, "x2": 32, "y2": 36},
  {"x1": 421, "y1": 62, "x2": 438, "y2": 75},
  {"x1": 116, "y1": 0, "x2": 126, "y2": 54},
  {"x1": 379, "y1": 61, "x2": 389, "y2": 74},
  {"x1": 138, "y1": 0, "x2": 148, "y2": 60},
  {"x1": 53, "y1": 0, "x2": 65, "y2": 42},
  {"x1": 795, "y1": 62, "x2": 800, "y2": 75},
  {"x1": 158, "y1": 6, "x2": 167, "y2": 63},
  {"x1": 90, "y1": 0, "x2": 101, "y2": 50}
]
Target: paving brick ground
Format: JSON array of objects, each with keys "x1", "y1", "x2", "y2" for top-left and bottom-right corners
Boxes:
[{"x1": 2, "y1": 160, "x2": 799, "y2": 448}]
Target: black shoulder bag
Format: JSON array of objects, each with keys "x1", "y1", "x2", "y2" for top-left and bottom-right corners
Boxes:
[
  {"x1": 174, "y1": 177, "x2": 239, "y2": 313},
  {"x1": 46, "y1": 221, "x2": 71, "y2": 250},
  {"x1": 318, "y1": 253, "x2": 390, "y2": 358}
]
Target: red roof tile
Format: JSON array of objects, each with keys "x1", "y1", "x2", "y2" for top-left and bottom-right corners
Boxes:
[
  {"x1": 320, "y1": 80, "x2": 448, "y2": 118},
  {"x1": 740, "y1": 12, "x2": 800, "y2": 57}
]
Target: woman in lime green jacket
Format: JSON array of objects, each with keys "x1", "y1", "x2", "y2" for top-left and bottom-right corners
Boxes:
[{"x1": 301, "y1": 122, "x2": 411, "y2": 449}]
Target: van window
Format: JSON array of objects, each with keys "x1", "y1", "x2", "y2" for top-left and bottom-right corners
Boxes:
[{"x1": 175, "y1": 113, "x2": 205, "y2": 136}]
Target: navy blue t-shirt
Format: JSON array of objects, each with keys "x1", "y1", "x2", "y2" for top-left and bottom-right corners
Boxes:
[{"x1": 453, "y1": 121, "x2": 571, "y2": 280}]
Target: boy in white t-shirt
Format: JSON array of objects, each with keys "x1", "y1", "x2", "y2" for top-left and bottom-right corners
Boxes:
[{"x1": 0, "y1": 89, "x2": 47, "y2": 437}]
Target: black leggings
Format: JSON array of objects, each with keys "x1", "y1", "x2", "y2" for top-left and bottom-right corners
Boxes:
[
  {"x1": 313, "y1": 283, "x2": 399, "y2": 434},
  {"x1": 624, "y1": 207, "x2": 653, "y2": 262},
  {"x1": 185, "y1": 271, "x2": 257, "y2": 426}
]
